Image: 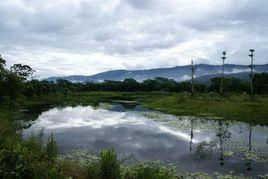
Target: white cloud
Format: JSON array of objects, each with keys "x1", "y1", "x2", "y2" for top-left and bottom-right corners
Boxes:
[{"x1": 0, "y1": 0, "x2": 267, "y2": 78}]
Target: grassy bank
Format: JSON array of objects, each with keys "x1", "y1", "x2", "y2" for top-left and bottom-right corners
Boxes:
[
  {"x1": 138, "y1": 93, "x2": 268, "y2": 125},
  {"x1": 24, "y1": 92, "x2": 268, "y2": 125},
  {"x1": 1, "y1": 91, "x2": 267, "y2": 125}
]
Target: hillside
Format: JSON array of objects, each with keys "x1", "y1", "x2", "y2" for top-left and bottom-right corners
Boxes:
[{"x1": 45, "y1": 64, "x2": 268, "y2": 83}]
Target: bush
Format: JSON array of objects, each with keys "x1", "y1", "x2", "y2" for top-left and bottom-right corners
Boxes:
[
  {"x1": 45, "y1": 133, "x2": 58, "y2": 162},
  {"x1": 0, "y1": 132, "x2": 61, "y2": 178},
  {"x1": 86, "y1": 162, "x2": 101, "y2": 179},
  {"x1": 99, "y1": 149, "x2": 121, "y2": 179}
]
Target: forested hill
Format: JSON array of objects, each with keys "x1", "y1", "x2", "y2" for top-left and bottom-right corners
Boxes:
[{"x1": 45, "y1": 64, "x2": 268, "y2": 83}]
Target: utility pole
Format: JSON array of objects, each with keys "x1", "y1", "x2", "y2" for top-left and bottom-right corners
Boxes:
[
  {"x1": 191, "y1": 59, "x2": 194, "y2": 97},
  {"x1": 220, "y1": 51, "x2": 226, "y2": 95},
  {"x1": 249, "y1": 49, "x2": 255, "y2": 98}
]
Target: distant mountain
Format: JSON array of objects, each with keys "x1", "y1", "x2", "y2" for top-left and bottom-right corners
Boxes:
[{"x1": 45, "y1": 64, "x2": 268, "y2": 83}]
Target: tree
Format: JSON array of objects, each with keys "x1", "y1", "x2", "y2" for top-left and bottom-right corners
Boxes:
[
  {"x1": 209, "y1": 77, "x2": 223, "y2": 93},
  {"x1": 0, "y1": 55, "x2": 6, "y2": 71},
  {"x1": 180, "y1": 81, "x2": 191, "y2": 93},
  {"x1": 121, "y1": 78, "x2": 140, "y2": 91},
  {"x1": 10, "y1": 64, "x2": 35, "y2": 81},
  {"x1": 0, "y1": 55, "x2": 7, "y2": 103},
  {"x1": 141, "y1": 79, "x2": 158, "y2": 91},
  {"x1": 5, "y1": 72, "x2": 22, "y2": 102},
  {"x1": 253, "y1": 73, "x2": 268, "y2": 94},
  {"x1": 209, "y1": 77, "x2": 250, "y2": 94},
  {"x1": 154, "y1": 77, "x2": 177, "y2": 92}
]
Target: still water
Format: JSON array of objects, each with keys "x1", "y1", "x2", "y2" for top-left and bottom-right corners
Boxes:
[{"x1": 24, "y1": 103, "x2": 268, "y2": 176}]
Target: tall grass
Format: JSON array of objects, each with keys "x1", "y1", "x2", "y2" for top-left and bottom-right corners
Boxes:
[{"x1": 0, "y1": 131, "x2": 60, "y2": 178}]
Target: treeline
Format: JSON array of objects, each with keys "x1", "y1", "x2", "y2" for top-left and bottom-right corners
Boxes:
[
  {"x1": 0, "y1": 55, "x2": 34, "y2": 103},
  {"x1": 1, "y1": 55, "x2": 268, "y2": 105},
  {"x1": 22, "y1": 74, "x2": 267, "y2": 96}
]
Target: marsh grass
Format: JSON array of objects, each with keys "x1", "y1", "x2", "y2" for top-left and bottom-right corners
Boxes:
[
  {"x1": 16, "y1": 91, "x2": 268, "y2": 125},
  {"x1": 138, "y1": 93, "x2": 268, "y2": 125}
]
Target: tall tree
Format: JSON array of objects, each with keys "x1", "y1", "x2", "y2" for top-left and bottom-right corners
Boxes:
[
  {"x1": 0, "y1": 55, "x2": 7, "y2": 103},
  {"x1": 5, "y1": 72, "x2": 22, "y2": 102},
  {"x1": 10, "y1": 64, "x2": 35, "y2": 81},
  {"x1": 0, "y1": 55, "x2": 6, "y2": 70}
]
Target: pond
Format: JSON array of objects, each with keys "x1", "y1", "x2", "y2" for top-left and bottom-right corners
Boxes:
[{"x1": 23, "y1": 103, "x2": 268, "y2": 176}]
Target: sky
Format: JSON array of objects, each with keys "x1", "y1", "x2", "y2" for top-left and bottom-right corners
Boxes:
[{"x1": 0, "y1": 0, "x2": 267, "y2": 78}]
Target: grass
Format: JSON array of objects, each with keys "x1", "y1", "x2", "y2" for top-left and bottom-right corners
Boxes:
[
  {"x1": 23, "y1": 91, "x2": 268, "y2": 125},
  {"x1": 138, "y1": 93, "x2": 268, "y2": 125}
]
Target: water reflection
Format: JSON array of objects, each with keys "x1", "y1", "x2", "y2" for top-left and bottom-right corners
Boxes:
[
  {"x1": 216, "y1": 120, "x2": 231, "y2": 166},
  {"x1": 247, "y1": 124, "x2": 253, "y2": 171},
  {"x1": 24, "y1": 104, "x2": 268, "y2": 176},
  {"x1": 189, "y1": 119, "x2": 194, "y2": 153}
]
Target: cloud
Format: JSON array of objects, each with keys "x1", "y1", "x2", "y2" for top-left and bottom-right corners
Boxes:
[
  {"x1": 125, "y1": 0, "x2": 154, "y2": 9},
  {"x1": 0, "y1": 0, "x2": 267, "y2": 78}
]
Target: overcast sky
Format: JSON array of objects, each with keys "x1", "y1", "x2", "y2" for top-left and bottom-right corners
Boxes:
[{"x1": 0, "y1": 0, "x2": 267, "y2": 78}]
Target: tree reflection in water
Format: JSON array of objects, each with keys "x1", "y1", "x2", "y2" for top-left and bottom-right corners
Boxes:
[{"x1": 216, "y1": 120, "x2": 231, "y2": 166}]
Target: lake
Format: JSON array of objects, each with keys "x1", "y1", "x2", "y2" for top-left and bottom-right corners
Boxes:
[{"x1": 24, "y1": 103, "x2": 268, "y2": 176}]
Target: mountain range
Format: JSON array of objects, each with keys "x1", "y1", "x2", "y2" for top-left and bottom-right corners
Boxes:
[{"x1": 45, "y1": 64, "x2": 268, "y2": 84}]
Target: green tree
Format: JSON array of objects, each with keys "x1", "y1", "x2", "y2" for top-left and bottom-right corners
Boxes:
[
  {"x1": 253, "y1": 73, "x2": 268, "y2": 94},
  {"x1": 10, "y1": 64, "x2": 35, "y2": 81},
  {"x1": 121, "y1": 78, "x2": 140, "y2": 91},
  {"x1": 0, "y1": 55, "x2": 6, "y2": 71},
  {"x1": 0, "y1": 55, "x2": 7, "y2": 103},
  {"x1": 5, "y1": 72, "x2": 22, "y2": 102}
]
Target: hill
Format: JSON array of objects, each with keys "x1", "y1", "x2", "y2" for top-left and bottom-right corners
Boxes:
[{"x1": 45, "y1": 64, "x2": 268, "y2": 83}]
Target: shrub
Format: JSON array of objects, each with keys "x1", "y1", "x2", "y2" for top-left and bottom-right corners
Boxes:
[
  {"x1": 45, "y1": 133, "x2": 58, "y2": 162},
  {"x1": 0, "y1": 131, "x2": 61, "y2": 178},
  {"x1": 99, "y1": 149, "x2": 121, "y2": 179}
]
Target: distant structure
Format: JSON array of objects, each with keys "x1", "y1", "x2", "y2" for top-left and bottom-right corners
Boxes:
[
  {"x1": 220, "y1": 51, "x2": 227, "y2": 95},
  {"x1": 248, "y1": 49, "x2": 255, "y2": 97},
  {"x1": 191, "y1": 59, "x2": 195, "y2": 97}
]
